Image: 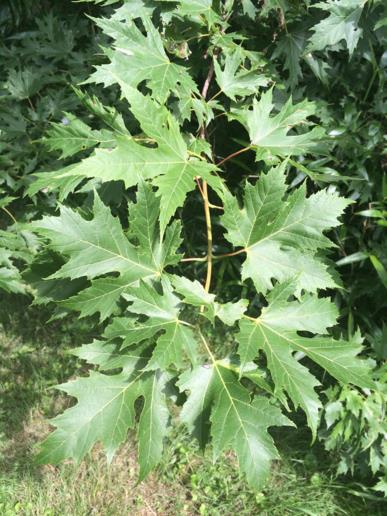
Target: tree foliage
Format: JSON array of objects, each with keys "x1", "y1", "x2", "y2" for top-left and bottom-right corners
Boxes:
[{"x1": 1, "y1": 0, "x2": 386, "y2": 493}]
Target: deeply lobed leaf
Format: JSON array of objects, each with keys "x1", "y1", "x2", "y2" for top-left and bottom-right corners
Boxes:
[{"x1": 221, "y1": 164, "x2": 351, "y2": 294}]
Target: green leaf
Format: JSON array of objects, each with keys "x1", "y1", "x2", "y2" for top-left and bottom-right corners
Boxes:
[
  {"x1": 147, "y1": 322, "x2": 198, "y2": 369},
  {"x1": 237, "y1": 317, "x2": 321, "y2": 436},
  {"x1": 109, "y1": 0, "x2": 155, "y2": 21},
  {"x1": 31, "y1": 194, "x2": 156, "y2": 281},
  {"x1": 214, "y1": 299, "x2": 249, "y2": 326},
  {"x1": 104, "y1": 280, "x2": 198, "y2": 368},
  {"x1": 369, "y1": 255, "x2": 387, "y2": 289},
  {"x1": 27, "y1": 168, "x2": 86, "y2": 201},
  {"x1": 137, "y1": 371, "x2": 170, "y2": 480},
  {"x1": 38, "y1": 343, "x2": 169, "y2": 476},
  {"x1": 178, "y1": 360, "x2": 293, "y2": 488},
  {"x1": 73, "y1": 87, "x2": 128, "y2": 135},
  {"x1": 37, "y1": 371, "x2": 140, "y2": 464},
  {"x1": 104, "y1": 316, "x2": 168, "y2": 349},
  {"x1": 45, "y1": 88, "x2": 222, "y2": 233},
  {"x1": 214, "y1": 49, "x2": 269, "y2": 100},
  {"x1": 88, "y1": 15, "x2": 198, "y2": 103},
  {"x1": 0, "y1": 230, "x2": 34, "y2": 294},
  {"x1": 129, "y1": 182, "x2": 183, "y2": 269},
  {"x1": 237, "y1": 282, "x2": 373, "y2": 437},
  {"x1": 31, "y1": 185, "x2": 182, "y2": 321},
  {"x1": 171, "y1": 275, "x2": 248, "y2": 325},
  {"x1": 272, "y1": 31, "x2": 306, "y2": 88},
  {"x1": 260, "y1": 280, "x2": 339, "y2": 334},
  {"x1": 178, "y1": 364, "x2": 216, "y2": 447},
  {"x1": 231, "y1": 89, "x2": 324, "y2": 161},
  {"x1": 44, "y1": 113, "x2": 114, "y2": 159},
  {"x1": 374, "y1": 476, "x2": 387, "y2": 497},
  {"x1": 260, "y1": 0, "x2": 291, "y2": 17},
  {"x1": 72, "y1": 339, "x2": 153, "y2": 371},
  {"x1": 221, "y1": 164, "x2": 350, "y2": 294},
  {"x1": 120, "y1": 87, "x2": 223, "y2": 232},
  {"x1": 60, "y1": 275, "x2": 137, "y2": 322},
  {"x1": 307, "y1": 0, "x2": 366, "y2": 55},
  {"x1": 176, "y1": 0, "x2": 221, "y2": 27},
  {"x1": 123, "y1": 280, "x2": 180, "y2": 320},
  {"x1": 0, "y1": 249, "x2": 25, "y2": 293},
  {"x1": 241, "y1": 0, "x2": 257, "y2": 19},
  {"x1": 171, "y1": 275, "x2": 215, "y2": 307},
  {"x1": 37, "y1": 338, "x2": 154, "y2": 464},
  {"x1": 6, "y1": 68, "x2": 49, "y2": 99}
]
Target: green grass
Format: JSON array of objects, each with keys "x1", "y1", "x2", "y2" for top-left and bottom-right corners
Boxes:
[{"x1": 0, "y1": 295, "x2": 385, "y2": 515}]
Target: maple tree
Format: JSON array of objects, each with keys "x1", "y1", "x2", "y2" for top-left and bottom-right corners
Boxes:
[{"x1": 4, "y1": 0, "x2": 383, "y2": 492}]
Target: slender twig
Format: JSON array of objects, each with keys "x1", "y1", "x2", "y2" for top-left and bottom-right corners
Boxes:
[
  {"x1": 215, "y1": 248, "x2": 245, "y2": 258},
  {"x1": 208, "y1": 203, "x2": 223, "y2": 210},
  {"x1": 199, "y1": 54, "x2": 218, "y2": 295},
  {"x1": 185, "y1": 32, "x2": 211, "y2": 44},
  {"x1": 1, "y1": 206, "x2": 17, "y2": 224},
  {"x1": 201, "y1": 60, "x2": 216, "y2": 105},
  {"x1": 27, "y1": 97, "x2": 35, "y2": 111},
  {"x1": 180, "y1": 320, "x2": 195, "y2": 328},
  {"x1": 202, "y1": 180, "x2": 213, "y2": 293},
  {"x1": 208, "y1": 89, "x2": 222, "y2": 102},
  {"x1": 181, "y1": 256, "x2": 207, "y2": 262},
  {"x1": 195, "y1": 176, "x2": 205, "y2": 197},
  {"x1": 181, "y1": 247, "x2": 246, "y2": 263},
  {"x1": 363, "y1": 67, "x2": 378, "y2": 102},
  {"x1": 217, "y1": 146, "x2": 252, "y2": 167}
]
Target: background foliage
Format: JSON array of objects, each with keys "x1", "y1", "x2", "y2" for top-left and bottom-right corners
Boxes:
[{"x1": 0, "y1": 0, "x2": 386, "y2": 512}]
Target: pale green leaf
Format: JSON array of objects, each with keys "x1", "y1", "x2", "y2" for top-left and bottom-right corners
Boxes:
[
  {"x1": 171, "y1": 275, "x2": 247, "y2": 325},
  {"x1": 105, "y1": 280, "x2": 199, "y2": 366},
  {"x1": 178, "y1": 364, "x2": 216, "y2": 447},
  {"x1": 241, "y1": 0, "x2": 257, "y2": 19},
  {"x1": 176, "y1": 0, "x2": 221, "y2": 26},
  {"x1": 31, "y1": 194, "x2": 156, "y2": 281},
  {"x1": 231, "y1": 89, "x2": 324, "y2": 161},
  {"x1": 37, "y1": 369, "x2": 142, "y2": 464},
  {"x1": 31, "y1": 186, "x2": 182, "y2": 321},
  {"x1": 214, "y1": 49, "x2": 269, "y2": 100},
  {"x1": 104, "y1": 316, "x2": 169, "y2": 349},
  {"x1": 123, "y1": 280, "x2": 180, "y2": 320},
  {"x1": 72, "y1": 339, "x2": 153, "y2": 371},
  {"x1": 129, "y1": 182, "x2": 183, "y2": 269},
  {"x1": 38, "y1": 338, "x2": 168, "y2": 470},
  {"x1": 221, "y1": 165, "x2": 350, "y2": 294},
  {"x1": 88, "y1": 15, "x2": 198, "y2": 103},
  {"x1": 46, "y1": 88, "x2": 222, "y2": 232},
  {"x1": 60, "y1": 275, "x2": 136, "y2": 322},
  {"x1": 171, "y1": 275, "x2": 215, "y2": 307},
  {"x1": 0, "y1": 249, "x2": 26, "y2": 293},
  {"x1": 307, "y1": 0, "x2": 366, "y2": 55},
  {"x1": 237, "y1": 282, "x2": 373, "y2": 436}
]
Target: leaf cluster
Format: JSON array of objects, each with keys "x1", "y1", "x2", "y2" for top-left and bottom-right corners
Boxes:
[{"x1": 0, "y1": 0, "x2": 385, "y2": 494}]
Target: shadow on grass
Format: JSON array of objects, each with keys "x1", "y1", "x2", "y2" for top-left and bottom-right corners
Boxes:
[{"x1": 0, "y1": 293, "x2": 95, "y2": 475}]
